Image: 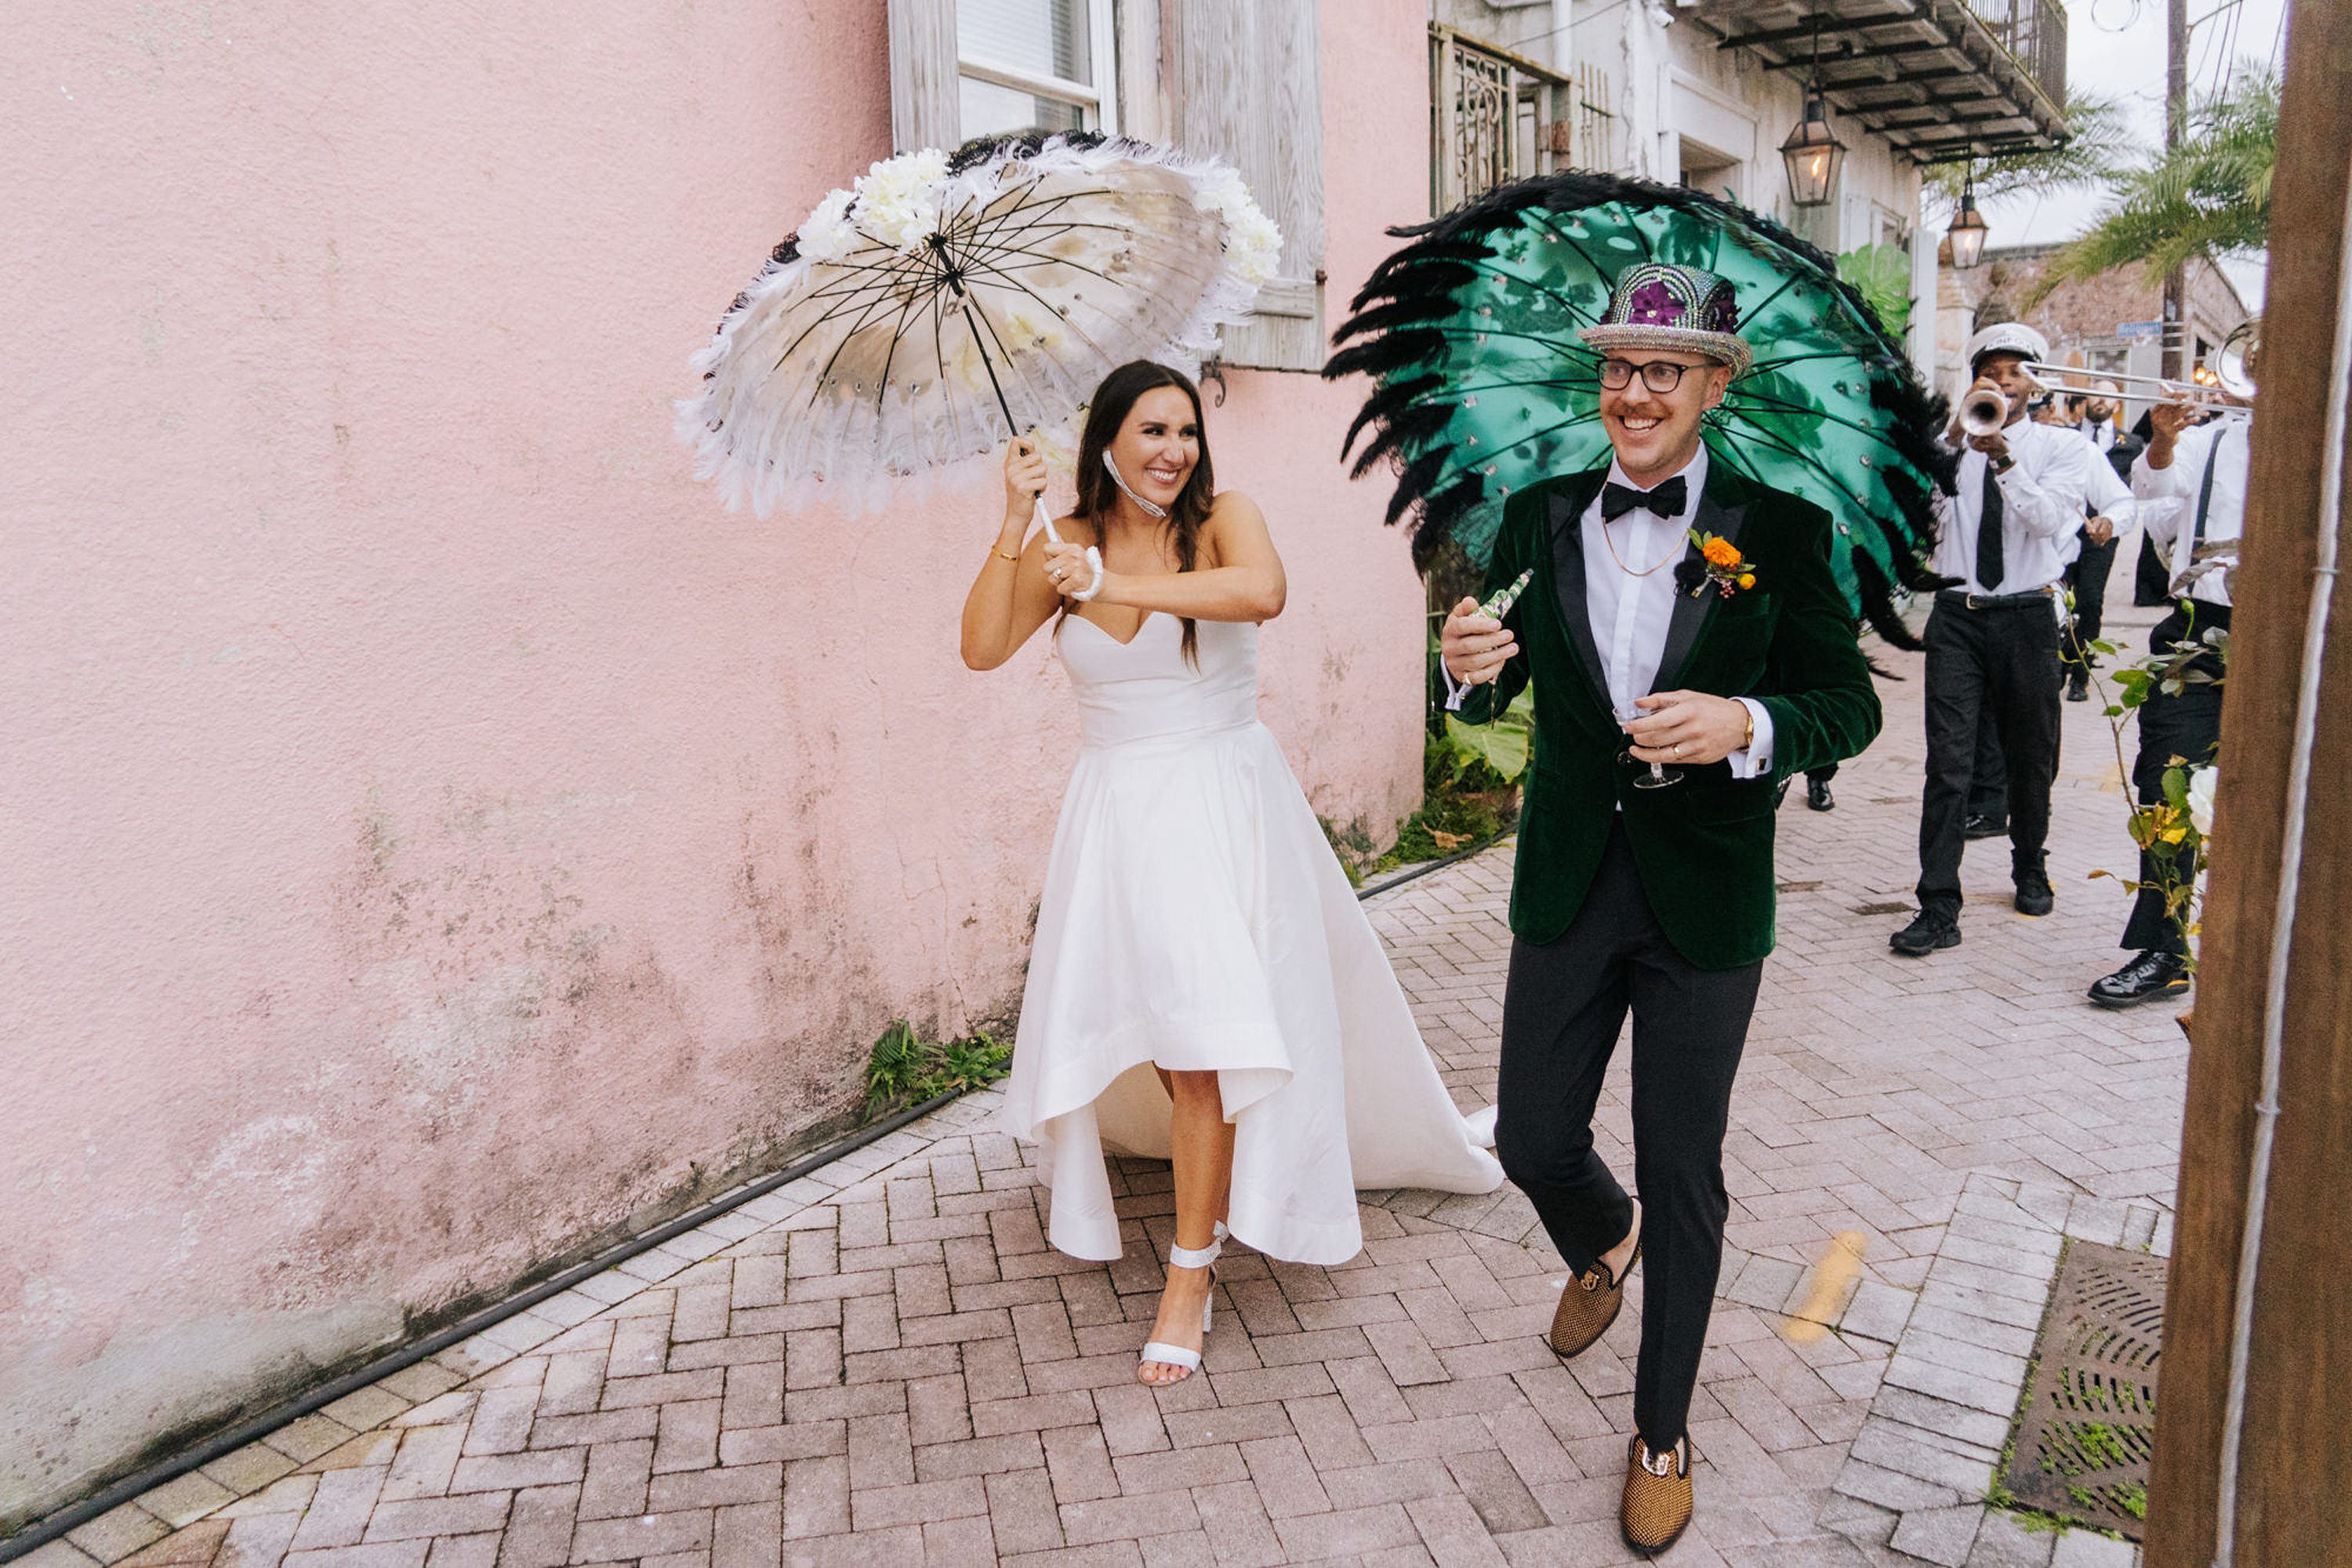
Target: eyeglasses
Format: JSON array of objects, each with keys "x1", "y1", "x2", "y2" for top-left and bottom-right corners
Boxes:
[{"x1": 1597, "y1": 358, "x2": 1696, "y2": 394}]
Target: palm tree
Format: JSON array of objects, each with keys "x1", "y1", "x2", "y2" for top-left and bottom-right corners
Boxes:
[
  {"x1": 2028, "y1": 64, "x2": 2277, "y2": 302},
  {"x1": 1924, "y1": 89, "x2": 2143, "y2": 210}
]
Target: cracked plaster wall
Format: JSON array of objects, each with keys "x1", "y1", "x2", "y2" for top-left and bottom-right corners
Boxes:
[{"x1": 0, "y1": 0, "x2": 1431, "y2": 1526}]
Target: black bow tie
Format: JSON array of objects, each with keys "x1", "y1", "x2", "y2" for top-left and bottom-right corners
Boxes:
[{"x1": 1601, "y1": 476, "x2": 1687, "y2": 521}]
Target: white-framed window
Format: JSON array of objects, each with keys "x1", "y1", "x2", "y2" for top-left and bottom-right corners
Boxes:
[
  {"x1": 888, "y1": 0, "x2": 1327, "y2": 373},
  {"x1": 956, "y1": 0, "x2": 1120, "y2": 140}
]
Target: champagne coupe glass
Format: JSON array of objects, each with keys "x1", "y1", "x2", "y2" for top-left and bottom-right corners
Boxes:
[{"x1": 1617, "y1": 703, "x2": 1683, "y2": 790}]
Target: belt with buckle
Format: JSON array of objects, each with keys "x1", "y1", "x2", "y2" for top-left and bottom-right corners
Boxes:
[{"x1": 1937, "y1": 586, "x2": 2056, "y2": 611}]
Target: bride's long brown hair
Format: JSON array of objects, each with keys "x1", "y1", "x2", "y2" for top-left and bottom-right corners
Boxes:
[{"x1": 1073, "y1": 361, "x2": 1216, "y2": 666}]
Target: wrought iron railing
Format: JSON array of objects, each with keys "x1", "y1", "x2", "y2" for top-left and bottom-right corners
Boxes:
[
  {"x1": 1958, "y1": 0, "x2": 2069, "y2": 113},
  {"x1": 1428, "y1": 24, "x2": 1574, "y2": 214}
]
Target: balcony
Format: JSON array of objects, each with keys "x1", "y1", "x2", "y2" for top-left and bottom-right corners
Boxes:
[
  {"x1": 1429, "y1": 24, "x2": 1618, "y2": 212},
  {"x1": 1682, "y1": 0, "x2": 2069, "y2": 161}
]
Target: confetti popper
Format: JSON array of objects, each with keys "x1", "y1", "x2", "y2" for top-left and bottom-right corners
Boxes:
[{"x1": 1477, "y1": 567, "x2": 1534, "y2": 621}]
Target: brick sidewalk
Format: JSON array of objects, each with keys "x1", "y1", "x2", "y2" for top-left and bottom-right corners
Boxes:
[{"x1": 27, "y1": 603, "x2": 2189, "y2": 1568}]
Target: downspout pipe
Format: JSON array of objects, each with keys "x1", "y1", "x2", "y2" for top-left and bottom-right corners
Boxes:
[{"x1": 2209, "y1": 153, "x2": 2352, "y2": 1568}]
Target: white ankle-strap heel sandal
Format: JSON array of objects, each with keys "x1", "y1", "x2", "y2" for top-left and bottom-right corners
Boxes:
[{"x1": 1137, "y1": 1226, "x2": 1225, "y2": 1382}]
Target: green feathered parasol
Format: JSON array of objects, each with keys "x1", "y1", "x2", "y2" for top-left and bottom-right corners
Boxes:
[{"x1": 1324, "y1": 171, "x2": 1955, "y2": 647}]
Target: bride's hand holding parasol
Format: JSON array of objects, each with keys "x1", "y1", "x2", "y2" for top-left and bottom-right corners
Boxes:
[{"x1": 1000, "y1": 437, "x2": 1051, "y2": 537}]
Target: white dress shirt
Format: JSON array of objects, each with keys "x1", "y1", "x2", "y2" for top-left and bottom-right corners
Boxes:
[
  {"x1": 2059, "y1": 428, "x2": 2137, "y2": 566},
  {"x1": 2134, "y1": 419, "x2": 2245, "y2": 607},
  {"x1": 1931, "y1": 418, "x2": 2093, "y2": 594},
  {"x1": 2076, "y1": 416, "x2": 2122, "y2": 454},
  {"x1": 1446, "y1": 446, "x2": 1773, "y2": 777}
]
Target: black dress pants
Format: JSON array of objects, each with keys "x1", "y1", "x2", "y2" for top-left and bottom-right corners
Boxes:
[
  {"x1": 2122, "y1": 604, "x2": 2227, "y2": 953},
  {"x1": 1969, "y1": 710, "x2": 2008, "y2": 825},
  {"x1": 2133, "y1": 532, "x2": 2174, "y2": 606},
  {"x1": 1494, "y1": 822, "x2": 1762, "y2": 1450},
  {"x1": 2063, "y1": 535, "x2": 2119, "y2": 667},
  {"x1": 1917, "y1": 597, "x2": 2063, "y2": 918}
]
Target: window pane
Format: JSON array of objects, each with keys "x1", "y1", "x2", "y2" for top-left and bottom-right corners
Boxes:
[
  {"x1": 960, "y1": 75, "x2": 1087, "y2": 140},
  {"x1": 960, "y1": 0, "x2": 1091, "y2": 85}
]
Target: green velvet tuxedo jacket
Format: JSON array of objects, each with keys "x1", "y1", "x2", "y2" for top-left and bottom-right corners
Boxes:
[{"x1": 1453, "y1": 460, "x2": 1882, "y2": 970}]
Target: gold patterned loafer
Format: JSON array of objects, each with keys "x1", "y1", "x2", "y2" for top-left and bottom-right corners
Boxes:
[
  {"x1": 1547, "y1": 1236, "x2": 1641, "y2": 1359},
  {"x1": 1621, "y1": 1434, "x2": 1693, "y2": 1555}
]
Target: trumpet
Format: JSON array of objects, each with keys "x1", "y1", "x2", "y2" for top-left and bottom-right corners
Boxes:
[
  {"x1": 2021, "y1": 316, "x2": 2259, "y2": 419},
  {"x1": 1958, "y1": 383, "x2": 2009, "y2": 437}
]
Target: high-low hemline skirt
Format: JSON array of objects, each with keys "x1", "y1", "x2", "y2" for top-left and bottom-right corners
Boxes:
[{"x1": 997, "y1": 720, "x2": 1504, "y2": 1265}]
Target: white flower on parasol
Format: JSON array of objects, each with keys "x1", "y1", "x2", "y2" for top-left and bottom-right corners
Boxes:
[{"x1": 677, "y1": 133, "x2": 1283, "y2": 518}]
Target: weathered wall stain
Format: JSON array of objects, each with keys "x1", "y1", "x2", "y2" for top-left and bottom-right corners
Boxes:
[{"x1": 0, "y1": 0, "x2": 1434, "y2": 1529}]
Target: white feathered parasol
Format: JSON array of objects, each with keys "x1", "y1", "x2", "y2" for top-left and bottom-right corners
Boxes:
[{"x1": 677, "y1": 132, "x2": 1282, "y2": 523}]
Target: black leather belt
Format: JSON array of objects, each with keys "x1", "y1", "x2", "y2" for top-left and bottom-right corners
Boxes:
[{"x1": 1936, "y1": 586, "x2": 2056, "y2": 611}]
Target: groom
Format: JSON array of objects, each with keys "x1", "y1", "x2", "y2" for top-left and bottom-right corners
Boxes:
[{"x1": 1440, "y1": 263, "x2": 1880, "y2": 1555}]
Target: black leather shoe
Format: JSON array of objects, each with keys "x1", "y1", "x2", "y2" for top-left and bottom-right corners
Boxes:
[
  {"x1": 1963, "y1": 814, "x2": 2009, "y2": 840},
  {"x1": 2089, "y1": 950, "x2": 2190, "y2": 1008},
  {"x1": 1806, "y1": 778, "x2": 1835, "y2": 811},
  {"x1": 2066, "y1": 670, "x2": 2090, "y2": 702},
  {"x1": 2015, "y1": 868, "x2": 2055, "y2": 916},
  {"x1": 1890, "y1": 910, "x2": 1961, "y2": 956}
]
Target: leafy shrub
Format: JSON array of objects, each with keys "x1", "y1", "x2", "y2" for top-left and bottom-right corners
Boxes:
[{"x1": 862, "y1": 1020, "x2": 1011, "y2": 1118}]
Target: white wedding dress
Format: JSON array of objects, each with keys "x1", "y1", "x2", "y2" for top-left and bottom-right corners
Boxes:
[{"x1": 1000, "y1": 611, "x2": 1504, "y2": 1265}]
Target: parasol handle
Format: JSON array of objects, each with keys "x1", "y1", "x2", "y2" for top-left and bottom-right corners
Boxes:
[{"x1": 1030, "y1": 493, "x2": 1103, "y2": 601}]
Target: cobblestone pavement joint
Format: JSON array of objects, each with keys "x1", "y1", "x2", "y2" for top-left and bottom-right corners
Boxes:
[{"x1": 27, "y1": 601, "x2": 2187, "y2": 1567}]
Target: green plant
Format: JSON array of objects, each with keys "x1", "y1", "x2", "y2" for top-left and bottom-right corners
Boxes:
[
  {"x1": 862, "y1": 1020, "x2": 1011, "y2": 1118},
  {"x1": 1442, "y1": 685, "x2": 1536, "y2": 784},
  {"x1": 1372, "y1": 733, "x2": 1522, "y2": 873},
  {"x1": 1319, "y1": 814, "x2": 1378, "y2": 887},
  {"x1": 2078, "y1": 595, "x2": 2228, "y2": 967},
  {"x1": 2030, "y1": 64, "x2": 2277, "y2": 302},
  {"x1": 1835, "y1": 242, "x2": 1915, "y2": 341}
]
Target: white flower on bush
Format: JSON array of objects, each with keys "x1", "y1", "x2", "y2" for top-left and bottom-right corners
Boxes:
[
  {"x1": 856, "y1": 148, "x2": 949, "y2": 253},
  {"x1": 796, "y1": 187, "x2": 858, "y2": 263},
  {"x1": 2187, "y1": 764, "x2": 2218, "y2": 838}
]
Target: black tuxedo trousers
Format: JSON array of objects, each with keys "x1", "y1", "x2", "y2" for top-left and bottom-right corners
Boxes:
[{"x1": 1494, "y1": 819, "x2": 1762, "y2": 1450}]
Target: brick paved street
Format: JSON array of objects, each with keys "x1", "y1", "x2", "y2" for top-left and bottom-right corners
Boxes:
[{"x1": 27, "y1": 596, "x2": 2191, "y2": 1568}]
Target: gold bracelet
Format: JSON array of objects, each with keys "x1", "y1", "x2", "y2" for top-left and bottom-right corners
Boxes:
[
  {"x1": 1741, "y1": 705, "x2": 1755, "y2": 750},
  {"x1": 990, "y1": 545, "x2": 1020, "y2": 563}
]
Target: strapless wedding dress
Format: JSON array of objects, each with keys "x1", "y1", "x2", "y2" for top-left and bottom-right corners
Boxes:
[{"x1": 999, "y1": 612, "x2": 1502, "y2": 1265}]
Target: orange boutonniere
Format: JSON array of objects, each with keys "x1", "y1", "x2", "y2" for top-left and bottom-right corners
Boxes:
[{"x1": 1678, "y1": 530, "x2": 1759, "y2": 599}]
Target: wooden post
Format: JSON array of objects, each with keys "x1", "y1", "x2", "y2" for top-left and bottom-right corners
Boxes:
[
  {"x1": 2143, "y1": 3, "x2": 2352, "y2": 1565},
  {"x1": 2161, "y1": 0, "x2": 2188, "y2": 380}
]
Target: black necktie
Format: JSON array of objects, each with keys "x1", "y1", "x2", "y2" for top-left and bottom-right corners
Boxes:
[
  {"x1": 1975, "y1": 459, "x2": 2006, "y2": 594},
  {"x1": 1601, "y1": 475, "x2": 1686, "y2": 521}
]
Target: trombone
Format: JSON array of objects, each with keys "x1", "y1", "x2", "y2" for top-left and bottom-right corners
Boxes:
[{"x1": 2020, "y1": 317, "x2": 2258, "y2": 422}]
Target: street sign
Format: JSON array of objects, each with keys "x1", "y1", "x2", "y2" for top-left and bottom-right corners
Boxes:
[{"x1": 2115, "y1": 320, "x2": 2164, "y2": 340}]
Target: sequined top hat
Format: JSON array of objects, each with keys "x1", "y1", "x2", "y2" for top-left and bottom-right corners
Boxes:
[{"x1": 1577, "y1": 263, "x2": 1753, "y2": 379}]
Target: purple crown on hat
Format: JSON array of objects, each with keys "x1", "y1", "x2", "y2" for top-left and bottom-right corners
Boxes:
[
  {"x1": 1605, "y1": 263, "x2": 1740, "y2": 335},
  {"x1": 1577, "y1": 261, "x2": 1751, "y2": 375}
]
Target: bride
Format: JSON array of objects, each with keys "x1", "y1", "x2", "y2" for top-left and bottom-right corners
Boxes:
[{"x1": 959, "y1": 361, "x2": 1501, "y2": 1386}]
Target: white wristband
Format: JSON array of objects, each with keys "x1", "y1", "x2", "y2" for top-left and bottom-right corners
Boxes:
[{"x1": 1067, "y1": 546, "x2": 1106, "y2": 602}]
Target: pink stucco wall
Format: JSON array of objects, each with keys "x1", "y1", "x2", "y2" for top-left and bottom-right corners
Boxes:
[{"x1": 0, "y1": 0, "x2": 1432, "y2": 1523}]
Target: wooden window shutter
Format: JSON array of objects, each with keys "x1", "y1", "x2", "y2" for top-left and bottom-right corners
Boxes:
[
  {"x1": 888, "y1": 0, "x2": 960, "y2": 154},
  {"x1": 1171, "y1": 0, "x2": 1325, "y2": 372}
]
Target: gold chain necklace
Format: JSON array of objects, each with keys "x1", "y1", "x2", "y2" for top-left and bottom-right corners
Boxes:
[{"x1": 1599, "y1": 510, "x2": 1684, "y2": 577}]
